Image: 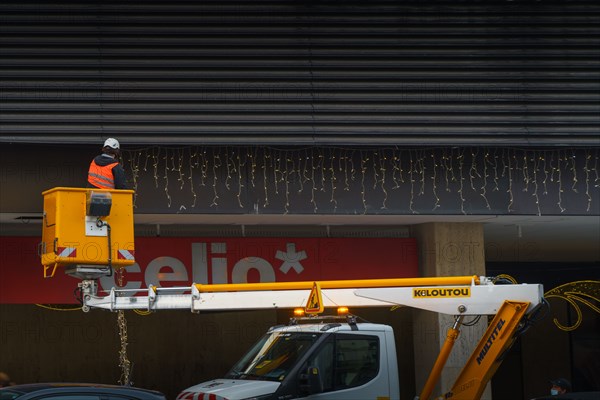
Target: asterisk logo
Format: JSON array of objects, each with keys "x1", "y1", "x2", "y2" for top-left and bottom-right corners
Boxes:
[{"x1": 276, "y1": 243, "x2": 307, "y2": 274}]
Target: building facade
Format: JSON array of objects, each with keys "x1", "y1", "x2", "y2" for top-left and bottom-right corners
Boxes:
[{"x1": 1, "y1": 2, "x2": 599, "y2": 399}]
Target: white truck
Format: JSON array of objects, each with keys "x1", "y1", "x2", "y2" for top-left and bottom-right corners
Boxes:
[{"x1": 79, "y1": 276, "x2": 545, "y2": 400}]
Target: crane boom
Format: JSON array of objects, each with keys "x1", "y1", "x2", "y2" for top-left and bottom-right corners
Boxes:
[{"x1": 80, "y1": 275, "x2": 543, "y2": 316}]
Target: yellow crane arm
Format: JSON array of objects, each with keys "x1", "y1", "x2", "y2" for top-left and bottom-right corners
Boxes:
[{"x1": 418, "y1": 300, "x2": 532, "y2": 400}]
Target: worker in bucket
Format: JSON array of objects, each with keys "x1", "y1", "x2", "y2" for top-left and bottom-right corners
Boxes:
[{"x1": 87, "y1": 138, "x2": 129, "y2": 189}]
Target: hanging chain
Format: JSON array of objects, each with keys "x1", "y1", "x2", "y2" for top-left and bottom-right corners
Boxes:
[{"x1": 116, "y1": 267, "x2": 132, "y2": 386}]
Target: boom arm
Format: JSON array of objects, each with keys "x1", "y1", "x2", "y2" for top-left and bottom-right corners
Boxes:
[
  {"x1": 80, "y1": 275, "x2": 543, "y2": 316},
  {"x1": 431, "y1": 300, "x2": 532, "y2": 400}
]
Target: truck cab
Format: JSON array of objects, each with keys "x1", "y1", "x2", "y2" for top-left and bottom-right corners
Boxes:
[{"x1": 177, "y1": 321, "x2": 399, "y2": 400}]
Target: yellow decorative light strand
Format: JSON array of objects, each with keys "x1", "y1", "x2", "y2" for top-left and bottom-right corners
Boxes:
[{"x1": 545, "y1": 280, "x2": 600, "y2": 332}]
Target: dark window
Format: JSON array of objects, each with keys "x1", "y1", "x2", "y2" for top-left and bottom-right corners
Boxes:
[
  {"x1": 307, "y1": 334, "x2": 379, "y2": 392},
  {"x1": 228, "y1": 331, "x2": 320, "y2": 382}
]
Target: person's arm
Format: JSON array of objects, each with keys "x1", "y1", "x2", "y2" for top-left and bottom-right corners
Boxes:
[{"x1": 112, "y1": 164, "x2": 130, "y2": 189}]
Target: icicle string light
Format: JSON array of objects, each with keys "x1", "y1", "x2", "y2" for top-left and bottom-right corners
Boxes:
[
  {"x1": 507, "y1": 149, "x2": 514, "y2": 212},
  {"x1": 224, "y1": 147, "x2": 232, "y2": 191},
  {"x1": 492, "y1": 148, "x2": 500, "y2": 192},
  {"x1": 456, "y1": 149, "x2": 466, "y2": 214},
  {"x1": 189, "y1": 148, "x2": 198, "y2": 208},
  {"x1": 522, "y1": 151, "x2": 530, "y2": 193},
  {"x1": 431, "y1": 152, "x2": 440, "y2": 211},
  {"x1": 408, "y1": 151, "x2": 416, "y2": 214},
  {"x1": 330, "y1": 150, "x2": 338, "y2": 212},
  {"x1": 443, "y1": 149, "x2": 451, "y2": 192},
  {"x1": 557, "y1": 151, "x2": 565, "y2": 213},
  {"x1": 262, "y1": 151, "x2": 269, "y2": 207},
  {"x1": 360, "y1": 151, "x2": 368, "y2": 214},
  {"x1": 311, "y1": 150, "x2": 317, "y2": 212},
  {"x1": 211, "y1": 150, "x2": 221, "y2": 207},
  {"x1": 481, "y1": 150, "x2": 491, "y2": 210},
  {"x1": 284, "y1": 152, "x2": 291, "y2": 214},
  {"x1": 570, "y1": 150, "x2": 578, "y2": 193},
  {"x1": 236, "y1": 150, "x2": 244, "y2": 208},
  {"x1": 542, "y1": 153, "x2": 549, "y2": 195},
  {"x1": 584, "y1": 150, "x2": 591, "y2": 212},
  {"x1": 152, "y1": 147, "x2": 159, "y2": 188},
  {"x1": 122, "y1": 146, "x2": 599, "y2": 215},
  {"x1": 163, "y1": 150, "x2": 171, "y2": 208},
  {"x1": 533, "y1": 152, "x2": 541, "y2": 216},
  {"x1": 418, "y1": 150, "x2": 426, "y2": 196}
]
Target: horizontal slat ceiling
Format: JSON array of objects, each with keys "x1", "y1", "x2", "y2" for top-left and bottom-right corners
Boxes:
[{"x1": 1, "y1": 1, "x2": 599, "y2": 146}]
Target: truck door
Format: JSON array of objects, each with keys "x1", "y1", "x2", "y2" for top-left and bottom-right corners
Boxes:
[{"x1": 293, "y1": 331, "x2": 390, "y2": 400}]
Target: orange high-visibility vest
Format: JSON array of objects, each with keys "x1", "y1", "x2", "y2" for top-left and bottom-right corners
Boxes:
[{"x1": 88, "y1": 160, "x2": 117, "y2": 189}]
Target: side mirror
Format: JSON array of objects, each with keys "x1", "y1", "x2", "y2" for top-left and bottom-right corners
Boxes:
[{"x1": 299, "y1": 366, "x2": 323, "y2": 394}]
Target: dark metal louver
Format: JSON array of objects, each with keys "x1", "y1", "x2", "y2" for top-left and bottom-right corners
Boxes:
[{"x1": 1, "y1": 1, "x2": 599, "y2": 146}]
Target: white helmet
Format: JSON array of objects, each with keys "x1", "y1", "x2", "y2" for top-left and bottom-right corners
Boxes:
[{"x1": 103, "y1": 138, "x2": 120, "y2": 149}]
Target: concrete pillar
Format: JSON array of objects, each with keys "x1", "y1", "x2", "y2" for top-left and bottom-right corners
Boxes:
[{"x1": 410, "y1": 222, "x2": 491, "y2": 400}]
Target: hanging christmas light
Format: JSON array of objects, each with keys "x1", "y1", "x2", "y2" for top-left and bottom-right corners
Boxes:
[{"x1": 121, "y1": 146, "x2": 598, "y2": 216}]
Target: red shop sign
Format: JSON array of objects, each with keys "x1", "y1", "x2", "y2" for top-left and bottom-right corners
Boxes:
[{"x1": 0, "y1": 236, "x2": 418, "y2": 304}]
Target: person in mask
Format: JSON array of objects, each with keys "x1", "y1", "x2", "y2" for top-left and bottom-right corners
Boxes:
[{"x1": 550, "y1": 378, "x2": 571, "y2": 395}]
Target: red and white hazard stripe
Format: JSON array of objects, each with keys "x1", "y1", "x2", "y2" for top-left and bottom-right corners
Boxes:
[
  {"x1": 56, "y1": 246, "x2": 77, "y2": 258},
  {"x1": 117, "y1": 249, "x2": 135, "y2": 260},
  {"x1": 176, "y1": 392, "x2": 226, "y2": 400}
]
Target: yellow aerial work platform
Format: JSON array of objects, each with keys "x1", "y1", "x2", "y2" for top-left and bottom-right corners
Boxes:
[{"x1": 40, "y1": 187, "x2": 135, "y2": 278}]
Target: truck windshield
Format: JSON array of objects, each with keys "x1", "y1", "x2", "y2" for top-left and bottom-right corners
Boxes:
[{"x1": 227, "y1": 331, "x2": 320, "y2": 382}]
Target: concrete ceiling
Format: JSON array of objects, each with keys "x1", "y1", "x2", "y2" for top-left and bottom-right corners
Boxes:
[
  {"x1": 0, "y1": 213, "x2": 600, "y2": 262},
  {"x1": 2, "y1": 212, "x2": 598, "y2": 240},
  {"x1": 1, "y1": 211, "x2": 596, "y2": 226}
]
